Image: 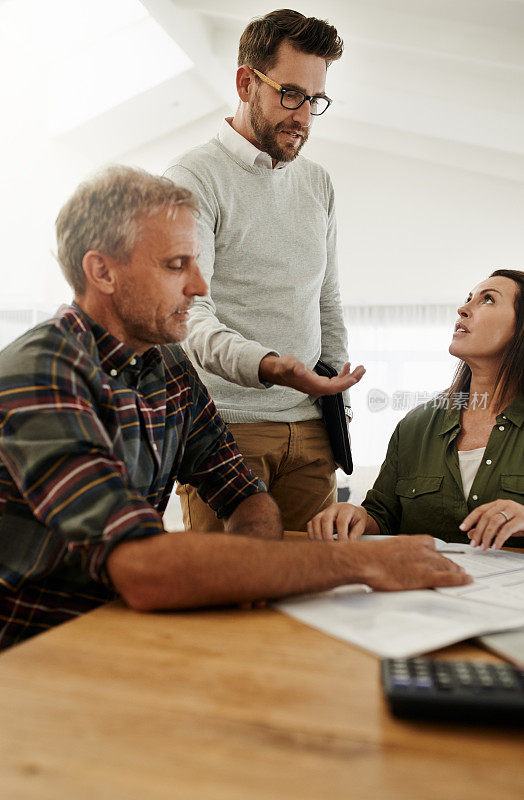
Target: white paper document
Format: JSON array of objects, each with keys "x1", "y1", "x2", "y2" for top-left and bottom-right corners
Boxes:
[
  {"x1": 436, "y1": 549, "x2": 524, "y2": 611},
  {"x1": 273, "y1": 541, "x2": 524, "y2": 659}
]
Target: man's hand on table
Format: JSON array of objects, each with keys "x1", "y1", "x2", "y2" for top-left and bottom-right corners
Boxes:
[
  {"x1": 239, "y1": 533, "x2": 471, "y2": 604},
  {"x1": 351, "y1": 535, "x2": 472, "y2": 591},
  {"x1": 259, "y1": 355, "x2": 365, "y2": 398},
  {"x1": 460, "y1": 499, "x2": 524, "y2": 550},
  {"x1": 305, "y1": 510, "x2": 473, "y2": 590}
]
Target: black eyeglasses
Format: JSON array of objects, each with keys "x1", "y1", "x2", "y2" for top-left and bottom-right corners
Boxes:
[{"x1": 251, "y1": 68, "x2": 332, "y2": 116}]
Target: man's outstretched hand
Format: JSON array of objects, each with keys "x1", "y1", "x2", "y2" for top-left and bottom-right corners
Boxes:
[{"x1": 259, "y1": 355, "x2": 365, "y2": 397}]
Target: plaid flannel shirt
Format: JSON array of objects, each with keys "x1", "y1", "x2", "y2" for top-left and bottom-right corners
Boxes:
[{"x1": 0, "y1": 304, "x2": 265, "y2": 649}]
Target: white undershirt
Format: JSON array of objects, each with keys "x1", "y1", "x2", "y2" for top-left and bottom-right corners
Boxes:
[{"x1": 457, "y1": 447, "x2": 486, "y2": 499}]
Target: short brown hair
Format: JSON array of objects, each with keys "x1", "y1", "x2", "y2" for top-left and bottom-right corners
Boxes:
[
  {"x1": 238, "y1": 9, "x2": 343, "y2": 72},
  {"x1": 56, "y1": 165, "x2": 198, "y2": 295},
  {"x1": 447, "y1": 268, "x2": 524, "y2": 409}
]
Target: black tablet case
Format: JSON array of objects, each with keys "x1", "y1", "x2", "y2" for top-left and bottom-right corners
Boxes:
[{"x1": 314, "y1": 359, "x2": 353, "y2": 475}]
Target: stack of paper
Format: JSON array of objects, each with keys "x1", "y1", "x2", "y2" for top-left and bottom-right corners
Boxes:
[
  {"x1": 273, "y1": 539, "x2": 524, "y2": 659},
  {"x1": 436, "y1": 548, "x2": 524, "y2": 611}
]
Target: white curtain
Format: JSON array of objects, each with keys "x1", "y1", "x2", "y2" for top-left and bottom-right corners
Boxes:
[{"x1": 342, "y1": 303, "x2": 459, "y2": 504}]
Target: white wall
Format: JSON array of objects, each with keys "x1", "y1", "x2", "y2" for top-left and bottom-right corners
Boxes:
[
  {"x1": 4, "y1": 118, "x2": 523, "y2": 310},
  {"x1": 119, "y1": 114, "x2": 524, "y2": 308},
  {"x1": 0, "y1": 59, "x2": 94, "y2": 307},
  {"x1": 307, "y1": 136, "x2": 524, "y2": 306},
  {"x1": 2, "y1": 0, "x2": 523, "y2": 311}
]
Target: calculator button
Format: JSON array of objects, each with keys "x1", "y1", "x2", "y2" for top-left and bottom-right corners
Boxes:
[
  {"x1": 413, "y1": 677, "x2": 432, "y2": 689},
  {"x1": 455, "y1": 667, "x2": 474, "y2": 686},
  {"x1": 478, "y1": 675, "x2": 496, "y2": 688},
  {"x1": 391, "y1": 677, "x2": 412, "y2": 688},
  {"x1": 498, "y1": 675, "x2": 518, "y2": 690}
]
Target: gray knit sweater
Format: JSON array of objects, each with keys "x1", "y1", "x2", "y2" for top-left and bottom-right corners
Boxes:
[{"x1": 165, "y1": 137, "x2": 349, "y2": 423}]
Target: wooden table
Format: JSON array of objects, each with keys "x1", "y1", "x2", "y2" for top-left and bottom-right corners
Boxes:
[{"x1": 0, "y1": 596, "x2": 522, "y2": 800}]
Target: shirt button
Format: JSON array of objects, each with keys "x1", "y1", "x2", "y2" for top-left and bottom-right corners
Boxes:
[
  {"x1": 110, "y1": 369, "x2": 118, "y2": 377},
  {"x1": 499, "y1": 425, "x2": 505, "y2": 431},
  {"x1": 130, "y1": 358, "x2": 137, "y2": 366},
  {"x1": 486, "y1": 459, "x2": 492, "y2": 465},
  {"x1": 502, "y1": 415, "x2": 507, "y2": 419},
  {"x1": 412, "y1": 488, "x2": 416, "y2": 493},
  {"x1": 472, "y1": 495, "x2": 478, "y2": 501}
]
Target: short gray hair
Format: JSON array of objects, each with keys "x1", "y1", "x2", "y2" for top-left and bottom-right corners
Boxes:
[{"x1": 56, "y1": 164, "x2": 198, "y2": 294}]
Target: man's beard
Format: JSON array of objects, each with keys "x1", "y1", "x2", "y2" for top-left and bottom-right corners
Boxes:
[
  {"x1": 249, "y1": 90, "x2": 309, "y2": 163},
  {"x1": 115, "y1": 288, "x2": 190, "y2": 347}
]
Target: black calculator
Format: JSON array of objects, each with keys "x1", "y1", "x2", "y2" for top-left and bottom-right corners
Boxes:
[{"x1": 381, "y1": 658, "x2": 524, "y2": 725}]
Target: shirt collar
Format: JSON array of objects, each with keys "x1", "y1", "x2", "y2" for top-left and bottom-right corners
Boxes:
[
  {"x1": 437, "y1": 393, "x2": 524, "y2": 435},
  {"x1": 60, "y1": 303, "x2": 162, "y2": 377},
  {"x1": 501, "y1": 395, "x2": 524, "y2": 428},
  {"x1": 217, "y1": 117, "x2": 288, "y2": 170},
  {"x1": 438, "y1": 402, "x2": 461, "y2": 436}
]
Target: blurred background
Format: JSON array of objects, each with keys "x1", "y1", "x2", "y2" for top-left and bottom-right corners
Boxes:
[{"x1": 1, "y1": 0, "x2": 523, "y2": 524}]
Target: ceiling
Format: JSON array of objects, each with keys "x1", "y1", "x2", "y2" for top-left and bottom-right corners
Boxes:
[
  {"x1": 1, "y1": 0, "x2": 523, "y2": 306},
  {"x1": 3, "y1": 0, "x2": 517, "y2": 180},
  {"x1": 106, "y1": 0, "x2": 524, "y2": 182}
]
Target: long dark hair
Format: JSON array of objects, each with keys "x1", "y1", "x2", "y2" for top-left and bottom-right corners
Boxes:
[{"x1": 446, "y1": 268, "x2": 524, "y2": 409}]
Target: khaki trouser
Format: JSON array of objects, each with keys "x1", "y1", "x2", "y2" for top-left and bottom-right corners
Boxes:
[{"x1": 176, "y1": 419, "x2": 337, "y2": 533}]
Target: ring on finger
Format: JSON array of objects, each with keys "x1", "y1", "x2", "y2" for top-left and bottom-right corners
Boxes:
[{"x1": 498, "y1": 510, "x2": 512, "y2": 523}]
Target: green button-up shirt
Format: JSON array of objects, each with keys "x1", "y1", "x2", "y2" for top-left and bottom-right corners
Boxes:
[{"x1": 362, "y1": 396, "x2": 524, "y2": 544}]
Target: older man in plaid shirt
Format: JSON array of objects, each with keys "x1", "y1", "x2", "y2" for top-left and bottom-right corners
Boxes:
[{"x1": 0, "y1": 166, "x2": 470, "y2": 649}]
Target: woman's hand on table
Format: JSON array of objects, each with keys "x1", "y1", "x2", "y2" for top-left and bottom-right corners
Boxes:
[
  {"x1": 459, "y1": 499, "x2": 524, "y2": 549},
  {"x1": 307, "y1": 503, "x2": 368, "y2": 541}
]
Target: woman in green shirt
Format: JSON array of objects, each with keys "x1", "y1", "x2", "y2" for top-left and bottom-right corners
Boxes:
[{"x1": 308, "y1": 269, "x2": 524, "y2": 548}]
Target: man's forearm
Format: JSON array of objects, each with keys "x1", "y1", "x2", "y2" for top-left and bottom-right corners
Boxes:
[
  {"x1": 107, "y1": 531, "x2": 470, "y2": 614},
  {"x1": 108, "y1": 531, "x2": 360, "y2": 612},
  {"x1": 223, "y1": 492, "x2": 283, "y2": 539}
]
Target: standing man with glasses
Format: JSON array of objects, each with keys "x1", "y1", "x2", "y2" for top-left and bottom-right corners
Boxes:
[{"x1": 166, "y1": 9, "x2": 362, "y2": 532}]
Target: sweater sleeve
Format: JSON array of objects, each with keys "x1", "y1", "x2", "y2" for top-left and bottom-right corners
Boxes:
[
  {"x1": 165, "y1": 163, "x2": 278, "y2": 389},
  {"x1": 318, "y1": 174, "x2": 351, "y2": 408}
]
